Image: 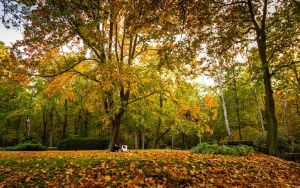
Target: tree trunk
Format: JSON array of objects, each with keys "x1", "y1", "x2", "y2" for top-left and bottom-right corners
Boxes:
[
  {"x1": 138, "y1": 130, "x2": 142, "y2": 149},
  {"x1": 283, "y1": 89, "x2": 288, "y2": 136},
  {"x1": 142, "y1": 129, "x2": 145, "y2": 149},
  {"x1": 62, "y1": 99, "x2": 68, "y2": 139},
  {"x1": 105, "y1": 90, "x2": 128, "y2": 151},
  {"x1": 233, "y1": 77, "x2": 242, "y2": 140},
  {"x1": 263, "y1": 68, "x2": 278, "y2": 155},
  {"x1": 49, "y1": 107, "x2": 54, "y2": 148},
  {"x1": 83, "y1": 119, "x2": 88, "y2": 137},
  {"x1": 16, "y1": 116, "x2": 21, "y2": 143},
  {"x1": 221, "y1": 92, "x2": 232, "y2": 140},
  {"x1": 74, "y1": 114, "x2": 79, "y2": 136},
  {"x1": 181, "y1": 133, "x2": 186, "y2": 149},
  {"x1": 135, "y1": 128, "x2": 139, "y2": 149},
  {"x1": 26, "y1": 116, "x2": 30, "y2": 135},
  {"x1": 42, "y1": 110, "x2": 47, "y2": 146},
  {"x1": 153, "y1": 94, "x2": 163, "y2": 148},
  {"x1": 218, "y1": 65, "x2": 233, "y2": 140},
  {"x1": 257, "y1": 33, "x2": 278, "y2": 155},
  {"x1": 248, "y1": 0, "x2": 278, "y2": 155},
  {"x1": 134, "y1": 129, "x2": 143, "y2": 149},
  {"x1": 108, "y1": 115, "x2": 121, "y2": 151},
  {"x1": 254, "y1": 88, "x2": 266, "y2": 137},
  {"x1": 171, "y1": 132, "x2": 174, "y2": 148},
  {"x1": 292, "y1": 64, "x2": 300, "y2": 116},
  {"x1": 153, "y1": 118, "x2": 162, "y2": 148}
]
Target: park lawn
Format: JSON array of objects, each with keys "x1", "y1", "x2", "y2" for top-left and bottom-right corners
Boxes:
[{"x1": 0, "y1": 150, "x2": 299, "y2": 188}]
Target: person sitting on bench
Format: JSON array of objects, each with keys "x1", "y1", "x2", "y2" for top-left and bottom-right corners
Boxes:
[{"x1": 112, "y1": 144, "x2": 121, "y2": 152}]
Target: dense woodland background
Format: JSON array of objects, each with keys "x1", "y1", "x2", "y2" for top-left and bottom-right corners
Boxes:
[{"x1": 0, "y1": 0, "x2": 300, "y2": 154}]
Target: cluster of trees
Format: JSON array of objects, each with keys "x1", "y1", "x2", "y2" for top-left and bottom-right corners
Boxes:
[{"x1": 0, "y1": 0, "x2": 299, "y2": 155}]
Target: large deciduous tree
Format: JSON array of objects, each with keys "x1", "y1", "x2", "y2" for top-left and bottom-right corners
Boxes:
[
  {"x1": 2, "y1": 0, "x2": 204, "y2": 150},
  {"x1": 203, "y1": 0, "x2": 300, "y2": 155}
]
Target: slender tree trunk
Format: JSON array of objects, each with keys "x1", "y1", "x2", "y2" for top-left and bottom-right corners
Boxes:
[
  {"x1": 138, "y1": 130, "x2": 142, "y2": 149},
  {"x1": 153, "y1": 94, "x2": 163, "y2": 148},
  {"x1": 62, "y1": 99, "x2": 68, "y2": 139},
  {"x1": 83, "y1": 118, "x2": 88, "y2": 137},
  {"x1": 42, "y1": 110, "x2": 47, "y2": 146},
  {"x1": 134, "y1": 129, "x2": 143, "y2": 149},
  {"x1": 254, "y1": 88, "x2": 266, "y2": 137},
  {"x1": 283, "y1": 89, "x2": 288, "y2": 136},
  {"x1": 220, "y1": 90, "x2": 232, "y2": 140},
  {"x1": 135, "y1": 128, "x2": 139, "y2": 149},
  {"x1": 135, "y1": 130, "x2": 137, "y2": 149},
  {"x1": 74, "y1": 114, "x2": 80, "y2": 136},
  {"x1": 16, "y1": 116, "x2": 21, "y2": 143},
  {"x1": 49, "y1": 107, "x2": 54, "y2": 147},
  {"x1": 292, "y1": 64, "x2": 300, "y2": 116},
  {"x1": 142, "y1": 129, "x2": 145, "y2": 149},
  {"x1": 171, "y1": 132, "x2": 174, "y2": 148},
  {"x1": 181, "y1": 133, "x2": 186, "y2": 149},
  {"x1": 233, "y1": 77, "x2": 242, "y2": 140},
  {"x1": 26, "y1": 116, "x2": 30, "y2": 135},
  {"x1": 218, "y1": 66, "x2": 233, "y2": 140}
]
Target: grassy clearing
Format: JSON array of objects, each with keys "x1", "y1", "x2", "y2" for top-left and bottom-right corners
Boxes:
[{"x1": 0, "y1": 150, "x2": 299, "y2": 187}]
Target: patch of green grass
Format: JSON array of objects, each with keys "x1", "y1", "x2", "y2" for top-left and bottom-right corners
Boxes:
[{"x1": 191, "y1": 143, "x2": 254, "y2": 156}]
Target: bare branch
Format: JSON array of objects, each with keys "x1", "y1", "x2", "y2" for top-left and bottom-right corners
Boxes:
[
  {"x1": 247, "y1": 0, "x2": 260, "y2": 32},
  {"x1": 212, "y1": 1, "x2": 247, "y2": 8},
  {"x1": 71, "y1": 69, "x2": 101, "y2": 83},
  {"x1": 271, "y1": 60, "x2": 300, "y2": 76},
  {"x1": 127, "y1": 92, "x2": 156, "y2": 106}
]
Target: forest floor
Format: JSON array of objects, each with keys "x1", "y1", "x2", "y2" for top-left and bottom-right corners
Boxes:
[{"x1": 0, "y1": 150, "x2": 299, "y2": 188}]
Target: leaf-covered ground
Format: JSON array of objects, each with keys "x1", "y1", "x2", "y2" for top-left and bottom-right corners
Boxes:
[{"x1": 0, "y1": 150, "x2": 299, "y2": 188}]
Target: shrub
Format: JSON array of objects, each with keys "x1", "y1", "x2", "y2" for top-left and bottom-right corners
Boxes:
[
  {"x1": 220, "y1": 145, "x2": 238, "y2": 155},
  {"x1": 294, "y1": 144, "x2": 300, "y2": 153},
  {"x1": 4, "y1": 134, "x2": 46, "y2": 151},
  {"x1": 191, "y1": 143, "x2": 254, "y2": 156},
  {"x1": 1, "y1": 134, "x2": 19, "y2": 147},
  {"x1": 235, "y1": 145, "x2": 254, "y2": 155},
  {"x1": 257, "y1": 134, "x2": 296, "y2": 153},
  {"x1": 191, "y1": 143, "x2": 219, "y2": 154},
  {"x1": 57, "y1": 138, "x2": 109, "y2": 150},
  {"x1": 278, "y1": 136, "x2": 294, "y2": 153},
  {"x1": 21, "y1": 134, "x2": 40, "y2": 144},
  {"x1": 4, "y1": 143, "x2": 46, "y2": 151}
]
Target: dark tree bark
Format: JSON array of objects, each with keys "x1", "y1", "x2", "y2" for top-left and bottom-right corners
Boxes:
[
  {"x1": 247, "y1": 0, "x2": 278, "y2": 155},
  {"x1": 233, "y1": 77, "x2": 242, "y2": 140},
  {"x1": 62, "y1": 99, "x2": 68, "y2": 139},
  {"x1": 108, "y1": 114, "x2": 122, "y2": 151},
  {"x1": 42, "y1": 110, "x2": 47, "y2": 146},
  {"x1": 49, "y1": 107, "x2": 54, "y2": 147},
  {"x1": 152, "y1": 94, "x2": 163, "y2": 148}
]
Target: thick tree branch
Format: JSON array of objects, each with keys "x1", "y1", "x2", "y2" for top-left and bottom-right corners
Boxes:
[
  {"x1": 71, "y1": 69, "x2": 100, "y2": 83},
  {"x1": 247, "y1": 0, "x2": 260, "y2": 32},
  {"x1": 212, "y1": 1, "x2": 247, "y2": 8},
  {"x1": 33, "y1": 58, "x2": 98, "y2": 78},
  {"x1": 271, "y1": 60, "x2": 300, "y2": 76},
  {"x1": 261, "y1": 0, "x2": 268, "y2": 30},
  {"x1": 127, "y1": 92, "x2": 156, "y2": 106}
]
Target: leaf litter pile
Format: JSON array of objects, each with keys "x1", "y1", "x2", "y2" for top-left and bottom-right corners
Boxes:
[{"x1": 0, "y1": 150, "x2": 299, "y2": 187}]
